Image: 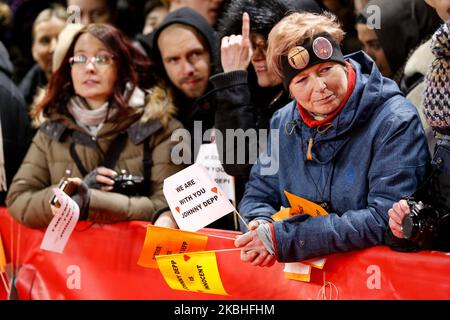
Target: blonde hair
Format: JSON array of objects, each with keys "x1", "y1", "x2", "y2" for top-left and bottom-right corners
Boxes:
[
  {"x1": 32, "y1": 5, "x2": 67, "y2": 41},
  {"x1": 267, "y1": 11, "x2": 345, "y2": 78}
]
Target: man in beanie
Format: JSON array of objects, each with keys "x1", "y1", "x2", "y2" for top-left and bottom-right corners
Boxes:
[
  {"x1": 388, "y1": 21, "x2": 450, "y2": 252},
  {"x1": 147, "y1": 7, "x2": 218, "y2": 159}
]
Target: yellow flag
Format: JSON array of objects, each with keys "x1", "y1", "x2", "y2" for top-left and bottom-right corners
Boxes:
[
  {"x1": 0, "y1": 232, "x2": 6, "y2": 273},
  {"x1": 138, "y1": 225, "x2": 208, "y2": 269},
  {"x1": 156, "y1": 251, "x2": 229, "y2": 296}
]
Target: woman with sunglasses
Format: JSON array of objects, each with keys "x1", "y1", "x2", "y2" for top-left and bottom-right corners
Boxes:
[{"x1": 6, "y1": 23, "x2": 183, "y2": 228}]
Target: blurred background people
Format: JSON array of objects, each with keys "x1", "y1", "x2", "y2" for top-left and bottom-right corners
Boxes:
[
  {"x1": 235, "y1": 12, "x2": 429, "y2": 265},
  {"x1": 0, "y1": 40, "x2": 32, "y2": 205},
  {"x1": 210, "y1": 0, "x2": 323, "y2": 205},
  {"x1": 142, "y1": 0, "x2": 169, "y2": 36}
]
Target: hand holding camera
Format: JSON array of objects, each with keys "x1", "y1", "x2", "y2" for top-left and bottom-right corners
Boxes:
[
  {"x1": 388, "y1": 199, "x2": 410, "y2": 239},
  {"x1": 84, "y1": 167, "x2": 145, "y2": 196},
  {"x1": 84, "y1": 166, "x2": 118, "y2": 191},
  {"x1": 389, "y1": 197, "x2": 445, "y2": 250}
]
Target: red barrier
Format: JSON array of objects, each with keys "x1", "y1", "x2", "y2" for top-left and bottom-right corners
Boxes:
[{"x1": 0, "y1": 207, "x2": 449, "y2": 300}]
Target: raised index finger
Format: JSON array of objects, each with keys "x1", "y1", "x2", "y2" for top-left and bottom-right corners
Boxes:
[{"x1": 242, "y1": 12, "x2": 250, "y2": 40}]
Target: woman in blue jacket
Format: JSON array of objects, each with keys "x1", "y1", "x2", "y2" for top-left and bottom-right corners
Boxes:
[{"x1": 234, "y1": 12, "x2": 430, "y2": 266}]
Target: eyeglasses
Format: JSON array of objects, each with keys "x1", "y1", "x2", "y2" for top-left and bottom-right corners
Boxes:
[{"x1": 69, "y1": 54, "x2": 115, "y2": 69}]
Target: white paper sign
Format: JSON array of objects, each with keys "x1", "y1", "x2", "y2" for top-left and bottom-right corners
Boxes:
[
  {"x1": 195, "y1": 143, "x2": 236, "y2": 206},
  {"x1": 163, "y1": 163, "x2": 236, "y2": 231},
  {"x1": 40, "y1": 188, "x2": 79, "y2": 253}
]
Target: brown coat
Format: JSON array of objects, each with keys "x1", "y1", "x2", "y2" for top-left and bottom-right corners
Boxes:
[{"x1": 6, "y1": 86, "x2": 184, "y2": 228}]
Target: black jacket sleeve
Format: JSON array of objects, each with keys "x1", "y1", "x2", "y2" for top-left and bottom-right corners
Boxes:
[{"x1": 209, "y1": 70, "x2": 257, "y2": 178}]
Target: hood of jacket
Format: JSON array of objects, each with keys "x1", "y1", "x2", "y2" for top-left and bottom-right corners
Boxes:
[
  {"x1": 361, "y1": 0, "x2": 440, "y2": 79},
  {"x1": 0, "y1": 41, "x2": 13, "y2": 77}
]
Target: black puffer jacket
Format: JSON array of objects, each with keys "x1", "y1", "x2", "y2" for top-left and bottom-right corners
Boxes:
[{"x1": 0, "y1": 41, "x2": 32, "y2": 205}]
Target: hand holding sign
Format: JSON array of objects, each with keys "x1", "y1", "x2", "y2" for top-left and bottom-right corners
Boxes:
[
  {"x1": 220, "y1": 12, "x2": 253, "y2": 72},
  {"x1": 41, "y1": 187, "x2": 79, "y2": 253}
]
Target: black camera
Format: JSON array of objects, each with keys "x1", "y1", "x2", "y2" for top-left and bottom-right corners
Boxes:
[
  {"x1": 401, "y1": 197, "x2": 450, "y2": 250},
  {"x1": 112, "y1": 174, "x2": 145, "y2": 196}
]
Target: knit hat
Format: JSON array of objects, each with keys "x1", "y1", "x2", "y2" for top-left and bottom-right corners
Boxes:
[{"x1": 422, "y1": 22, "x2": 450, "y2": 135}]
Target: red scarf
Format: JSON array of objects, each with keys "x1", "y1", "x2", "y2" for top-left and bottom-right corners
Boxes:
[{"x1": 297, "y1": 62, "x2": 356, "y2": 128}]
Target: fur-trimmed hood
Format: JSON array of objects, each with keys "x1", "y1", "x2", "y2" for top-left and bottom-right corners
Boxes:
[
  {"x1": 217, "y1": 0, "x2": 323, "y2": 40},
  {"x1": 30, "y1": 84, "x2": 177, "y2": 129}
]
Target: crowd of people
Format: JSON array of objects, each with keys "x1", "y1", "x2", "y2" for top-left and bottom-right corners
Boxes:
[{"x1": 0, "y1": 0, "x2": 449, "y2": 267}]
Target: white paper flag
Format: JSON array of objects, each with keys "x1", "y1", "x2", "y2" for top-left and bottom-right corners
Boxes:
[{"x1": 163, "y1": 163, "x2": 236, "y2": 231}]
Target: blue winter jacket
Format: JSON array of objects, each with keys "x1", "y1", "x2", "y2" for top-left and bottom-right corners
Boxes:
[{"x1": 238, "y1": 51, "x2": 430, "y2": 262}]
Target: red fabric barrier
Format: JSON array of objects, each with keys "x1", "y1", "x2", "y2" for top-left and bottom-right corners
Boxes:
[{"x1": 0, "y1": 207, "x2": 449, "y2": 300}]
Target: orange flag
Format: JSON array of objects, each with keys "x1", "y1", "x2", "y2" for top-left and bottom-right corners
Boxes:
[
  {"x1": 272, "y1": 190, "x2": 329, "y2": 278},
  {"x1": 0, "y1": 232, "x2": 6, "y2": 273},
  {"x1": 156, "y1": 251, "x2": 229, "y2": 296},
  {"x1": 272, "y1": 190, "x2": 328, "y2": 221},
  {"x1": 137, "y1": 225, "x2": 208, "y2": 268}
]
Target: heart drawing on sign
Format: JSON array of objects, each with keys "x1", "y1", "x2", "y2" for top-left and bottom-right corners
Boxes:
[
  {"x1": 211, "y1": 187, "x2": 217, "y2": 194},
  {"x1": 175, "y1": 206, "x2": 180, "y2": 213},
  {"x1": 184, "y1": 254, "x2": 190, "y2": 262}
]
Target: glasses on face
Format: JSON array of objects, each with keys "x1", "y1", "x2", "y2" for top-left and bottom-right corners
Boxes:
[{"x1": 69, "y1": 54, "x2": 115, "y2": 69}]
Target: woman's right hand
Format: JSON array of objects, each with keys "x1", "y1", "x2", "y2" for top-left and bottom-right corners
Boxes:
[
  {"x1": 388, "y1": 199, "x2": 410, "y2": 238},
  {"x1": 84, "y1": 166, "x2": 118, "y2": 191},
  {"x1": 154, "y1": 210, "x2": 179, "y2": 229}
]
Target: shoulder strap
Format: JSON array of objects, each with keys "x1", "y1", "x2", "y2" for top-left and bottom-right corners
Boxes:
[
  {"x1": 102, "y1": 132, "x2": 128, "y2": 169},
  {"x1": 142, "y1": 136, "x2": 152, "y2": 193}
]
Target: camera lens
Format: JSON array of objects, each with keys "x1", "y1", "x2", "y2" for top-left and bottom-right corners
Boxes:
[{"x1": 402, "y1": 214, "x2": 418, "y2": 240}]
